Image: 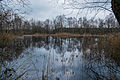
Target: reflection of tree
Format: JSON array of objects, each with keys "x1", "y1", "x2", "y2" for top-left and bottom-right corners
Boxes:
[
  {"x1": 1, "y1": 39, "x2": 24, "y2": 62},
  {"x1": 0, "y1": 36, "x2": 82, "y2": 62}
]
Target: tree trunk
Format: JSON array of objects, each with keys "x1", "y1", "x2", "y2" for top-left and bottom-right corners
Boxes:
[{"x1": 111, "y1": 0, "x2": 120, "y2": 25}]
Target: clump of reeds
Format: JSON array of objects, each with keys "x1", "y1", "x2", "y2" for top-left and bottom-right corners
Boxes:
[
  {"x1": 105, "y1": 33, "x2": 120, "y2": 65},
  {"x1": 0, "y1": 33, "x2": 17, "y2": 47}
]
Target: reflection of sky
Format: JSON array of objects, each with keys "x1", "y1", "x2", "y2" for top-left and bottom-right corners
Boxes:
[
  {"x1": 24, "y1": 0, "x2": 111, "y2": 21},
  {"x1": 7, "y1": 37, "x2": 86, "y2": 80}
]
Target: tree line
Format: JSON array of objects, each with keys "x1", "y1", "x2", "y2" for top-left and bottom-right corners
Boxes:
[{"x1": 0, "y1": 10, "x2": 120, "y2": 35}]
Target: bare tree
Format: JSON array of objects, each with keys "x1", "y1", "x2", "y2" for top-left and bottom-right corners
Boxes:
[
  {"x1": 62, "y1": 0, "x2": 120, "y2": 25},
  {"x1": 111, "y1": 0, "x2": 120, "y2": 25},
  {"x1": 0, "y1": 0, "x2": 29, "y2": 32}
]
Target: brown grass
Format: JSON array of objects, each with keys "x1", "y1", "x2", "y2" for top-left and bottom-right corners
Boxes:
[{"x1": 22, "y1": 33, "x2": 106, "y2": 38}]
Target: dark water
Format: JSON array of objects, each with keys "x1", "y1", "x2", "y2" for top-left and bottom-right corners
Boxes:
[{"x1": 0, "y1": 36, "x2": 120, "y2": 80}]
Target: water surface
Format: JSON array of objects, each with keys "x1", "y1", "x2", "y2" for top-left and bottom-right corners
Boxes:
[{"x1": 1, "y1": 36, "x2": 120, "y2": 80}]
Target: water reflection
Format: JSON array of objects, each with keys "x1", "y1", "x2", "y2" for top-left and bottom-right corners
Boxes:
[{"x1": 0, "y1": 36, "x2": 120, "y2": 80}]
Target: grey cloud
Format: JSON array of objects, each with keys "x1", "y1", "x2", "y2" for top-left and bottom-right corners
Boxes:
[{"x1": 25, "y1": 0, "x2": 110, "y2": 21}]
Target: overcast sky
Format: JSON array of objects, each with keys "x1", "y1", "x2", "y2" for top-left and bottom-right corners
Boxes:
[{"x1": 24, "y1": 0, "x2": 111, "y2": 21}]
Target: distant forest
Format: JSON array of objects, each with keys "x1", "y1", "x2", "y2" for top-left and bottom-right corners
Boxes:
[{"x1": 0, "y1": 10, "x2": 120, "y2": 35}]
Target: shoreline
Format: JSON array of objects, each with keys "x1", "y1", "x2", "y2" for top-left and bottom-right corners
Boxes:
[
  {"x1": 0, "y1": 32, "x2": 109, "y2": 40},
  {"x1": 20, "y1": 33, "x2": 107, "y2": 38}
]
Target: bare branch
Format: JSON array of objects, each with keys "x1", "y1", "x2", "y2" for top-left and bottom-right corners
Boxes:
[{"x1": 62, "y1": 0, "x2": 111, "y2": 11}]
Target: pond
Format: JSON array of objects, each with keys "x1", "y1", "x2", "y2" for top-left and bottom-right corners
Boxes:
[{"x1": 0, "y1": 36, "x2": 120, "y2": 80}]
